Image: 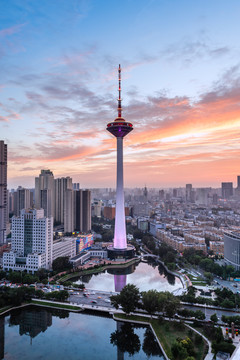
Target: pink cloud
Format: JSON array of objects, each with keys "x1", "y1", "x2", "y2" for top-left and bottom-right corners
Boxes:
[{"x1": 0, "y1": 23, "x2": 26, "y2": 37}]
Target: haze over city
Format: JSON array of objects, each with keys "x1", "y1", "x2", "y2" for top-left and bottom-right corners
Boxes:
[{"x1": 1, "y1": 0, "x2": 240, "y2": 188}]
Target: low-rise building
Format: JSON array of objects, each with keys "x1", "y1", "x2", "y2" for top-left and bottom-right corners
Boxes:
[{"x1": 52, "y1": 237, "x2": 76, "y2": 261}]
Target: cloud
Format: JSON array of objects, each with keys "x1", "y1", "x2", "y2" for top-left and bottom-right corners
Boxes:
[
  {"x1": 3, "y1": 41, "x2": 240, "y2": 187},
  {"x1": 0, "y1": 24, "x2": 26, "y2": 37},
  {"x1": 0, "y1": 116, "x2": 9, "y2": 122},
  {"x1": 161, "y1": 39, "x2": 230, "y2": 65}
]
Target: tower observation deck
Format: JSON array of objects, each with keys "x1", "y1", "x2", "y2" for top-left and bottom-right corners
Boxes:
[{"x1": 106, "y1": 65, "x2": 135, "y2": 259}]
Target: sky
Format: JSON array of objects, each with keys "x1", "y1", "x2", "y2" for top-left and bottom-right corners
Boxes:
[{"x1": 1, "y1": 0, "x2": 240, "y2": 189}]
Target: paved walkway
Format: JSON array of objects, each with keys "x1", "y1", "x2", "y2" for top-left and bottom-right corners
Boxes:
[{"x1": 231, "y1": 342, "x2": 240, "y2": 359}]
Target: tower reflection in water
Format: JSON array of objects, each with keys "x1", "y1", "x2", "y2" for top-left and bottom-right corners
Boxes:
[
  {"x1": 114, "y1": 274, "x2": 127, "y2": 293},
  {"x1": 114, "y1": 274, "x2": 126, "y2": 360}
]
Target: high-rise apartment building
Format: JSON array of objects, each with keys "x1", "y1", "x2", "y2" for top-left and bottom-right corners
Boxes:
[
  {"x1": 55, "y1": 176, "x2": 72, "y2": 224},
  {"x1": 237, "y1": 176, "x2": 240, "y2": 189},
  {"x1": 35, "y1": 170, "x2": 55, "y2": 218},
  {"x1": 16, "y1": 186, "x2": 31, "y2": 216},
  {"x1": 82, "y1": 190, "x2": 91, "y2": 233},
  {"x1": 73, "y1": 183, "x2": 80, "y2": 190},
  {"x1": 221, "y1": 182, "x2": 233, "y2": 199},
  {"x1": 74, "y1": 189, "x2": 91, "y2": 233},
  {"x1": 92, "y1": 199, "x2": 102, "y2": 217},
  {"x1": 74, "y1": 189, "x2": 82, "y2": 232},
  {"x1": 185, "y1": 184, "x2": 192, "y2": 202},
  {"x1": 3, "y1": 208, "x2": 53, "y2": 272},
  {"x1": 64, "y1": 189, "x2": 74, "y2": 233},
  {"x1": 0, "y1": 141, "x2": 7, "y2": 244}
]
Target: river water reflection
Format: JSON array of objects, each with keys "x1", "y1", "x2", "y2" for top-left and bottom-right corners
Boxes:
[
  {"x1": 76, "y1": 261, "x2": 182, "y2": 292},
  {"x1": 0, "y1": 307, "x2": 164, "y2": 360}
]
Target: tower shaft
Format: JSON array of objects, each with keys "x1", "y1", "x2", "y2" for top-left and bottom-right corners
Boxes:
[{"x1": 114, "y1": 137, "x2": 126, "y2": 249}]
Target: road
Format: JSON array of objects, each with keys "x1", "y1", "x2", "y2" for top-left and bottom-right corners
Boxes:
[
  {"x1": 183, "y1": 304, "x2": 239, "y2": 323},
  {"x1": 68, "y1": 288, "x2": 240, "y2": 326},
  {"x1": 69, "y1": 289, "x2": 116, "y2": 310}
]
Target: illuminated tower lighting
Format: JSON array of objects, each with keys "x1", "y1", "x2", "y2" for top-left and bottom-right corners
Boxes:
[{"x1": 106, "y1": 65, "x2": 135, "y2": 260}]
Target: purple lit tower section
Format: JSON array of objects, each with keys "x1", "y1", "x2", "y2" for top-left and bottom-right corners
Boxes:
[{"x1": 107, "y1": 65, "x2": 135, "y2": 260}]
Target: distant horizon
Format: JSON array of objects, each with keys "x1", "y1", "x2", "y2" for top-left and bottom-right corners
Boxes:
[{"x1": 7, "y1": 179, "x2": 238, "y2": 191}]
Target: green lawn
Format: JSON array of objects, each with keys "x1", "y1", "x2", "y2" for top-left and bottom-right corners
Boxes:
[{"x1": 114, "y1": 314, "x2": 208, "y2": 360}]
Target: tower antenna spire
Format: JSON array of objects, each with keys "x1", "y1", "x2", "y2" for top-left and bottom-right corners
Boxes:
[{"x1": 118, "y1": 64, "x2": 122, "y2": 118}]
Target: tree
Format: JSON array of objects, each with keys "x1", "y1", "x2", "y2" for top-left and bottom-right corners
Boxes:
[
  {"x1": 8, "y1": 271, "x2": 22, "y2": 284},
  {"x1": 52, "y1": 257, "x2": 71, "y2": 272},
  {"x1": 194, "y1": 310, "x2": 205, "y2": 320},
  {"x1": 142, "y1": 290, "x2": 160, "y2": 317},
  {"x1": 157, "y1": 291, "x2": 180, "y2": 317},
  {"x1": 36, "y1": 268, "x2": 49, "y2": 281},
  {"x1": 110, "y1": 284, "x2": 140, "y2": 314},
  {"x1": 221, "y1": 298, "x2": 235, "y2": 309},
  {"x1": 171, "y1": 341, "x2": 188, "y2": 360},
  {"x1": 0, "y1": 271, "x2": 6, "y2": 280},
  {"x1": 164, "y1": 251, "x2": 176, "y2": 264},
  {"x1": 199, "y1": 258, "x2": 214, "y2": 272},
  {"x1": 210, "y1": 313, "x2": 218, "y2": 324},
  {"x1": 133, "y1": 229, "x2": 143, "y2": 239},
  {"x1": 56, "y1": 290, "x2": 69, "y2": 301},
  {"x1": 204, "y1": 272, "x2": 213, "y2": 285},
  {"x1": 22, "y1": 273, "x2": 38, "y2": 285}
]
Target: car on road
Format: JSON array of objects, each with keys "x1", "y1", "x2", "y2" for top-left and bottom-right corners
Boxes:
[{"x1": 91, "y1": 300, "x2": 97, "y2": 304}]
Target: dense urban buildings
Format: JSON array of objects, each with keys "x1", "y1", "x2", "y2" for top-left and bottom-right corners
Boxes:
[
  {"x1": 0, "y1": 141, "x2": 7, "y2": 244},
  {"x1": 34, "y1": 171, "x2": 91, "y2": 233}
]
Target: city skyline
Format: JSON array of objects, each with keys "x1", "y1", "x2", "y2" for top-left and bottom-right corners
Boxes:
[{"x1": 1, "y1": 1, "x2": 240, "y2": 188}]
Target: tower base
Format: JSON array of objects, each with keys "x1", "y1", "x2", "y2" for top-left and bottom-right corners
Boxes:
[{"x1": 107, "y1": 244, "x2": 135, "y2": 260}]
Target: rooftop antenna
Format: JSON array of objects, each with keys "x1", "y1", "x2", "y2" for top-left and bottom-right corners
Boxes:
[{"x1": 118, "y1": 64, "x2": 122, "y2": 118}]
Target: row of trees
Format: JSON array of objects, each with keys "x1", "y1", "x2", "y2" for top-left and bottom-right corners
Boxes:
[
  {"x1": 0, "y1": 268, "x2": 50, "y2": 285},
  {"x1": 179, "y1": 285, "x2": 240, "y2": 309},
  {"x1": 182, "y1": 248, "x2": 237, "y2": 279},
  {"x1": 0, "y1": 285, "x2": 69, "y2": 308},
  {"x1": 110, "y1": 284, "x2": 180, "y2": 317},
  {"x1": 0, "y1": 256, "x2": 74, "y2": 286}
]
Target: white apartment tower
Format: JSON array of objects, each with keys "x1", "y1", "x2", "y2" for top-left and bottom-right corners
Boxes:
[
  {"x1": 0, "y1": 141, "x2": 7, "y2": 244},
  {"x1": 3, "y1": 208, "x2": 53, "y2": 272}
]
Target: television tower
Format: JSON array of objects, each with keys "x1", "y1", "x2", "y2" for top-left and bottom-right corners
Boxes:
[{"x1": 106, "y1": 65, "x2": 134, "y2": 259}]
